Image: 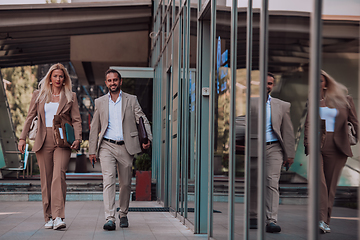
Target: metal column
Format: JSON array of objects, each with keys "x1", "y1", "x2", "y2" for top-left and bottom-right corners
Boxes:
[
  {"x1": 244, "y1": 0, "x2": 253, "y2": 239},
  {"x1": 208, "y1": 0, "x2": 217, "y2": 237},
  {"x1": 308, "y1": 0, "x2": 322, "y2": 239},
  {"x1": 228, "y1": 0, "x2": 237, "y2": 238},
  {"x1": 258, "y1": 0, "x2": 269, "y2": 239}
]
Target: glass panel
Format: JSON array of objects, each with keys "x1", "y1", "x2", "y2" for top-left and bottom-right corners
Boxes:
[
  {"x1": 186, "y1": 4, "x2": 198, "y2": 225},
  {"x1": 318, "y1": 0, "x2": 359, "y2": 236},
  {"x1": 187, "y1": 70, "x2": 196, "y2": 224},
  {"x1": 178, "y1": 10, "x2": 185, "y2": 217},
  {"x1": 170, "y1": 18, "x2": 181, "y2": 212},
  {"x1": 169, "y1": 2, "x2": 173, "y2": 34},
  {"x1": 234, "y1": 0, "x2": 317, "y2": 238},
  {"x1": 213, "y1": 6, "x2": 231, "y2": 240},
  {"x1": 233, "y1": 7, "x2": 249, "y2": 239},
  {"x1": 175, "y1": 0, "x2": 181, "y2": 18}
]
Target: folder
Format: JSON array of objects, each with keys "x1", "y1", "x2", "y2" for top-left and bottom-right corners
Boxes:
[{"x1": 64, "y1": 122, "x2": 75, "y2": 145}]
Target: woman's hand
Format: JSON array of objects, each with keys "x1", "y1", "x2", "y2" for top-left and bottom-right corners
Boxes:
[
  {"x1": 71, "y1": 139, "x2": 80, "y2": 150},
  {"x1": 18, "y1": 139, "x2": 26, "y2": 154}
]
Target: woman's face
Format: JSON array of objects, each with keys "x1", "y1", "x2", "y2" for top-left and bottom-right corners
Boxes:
[
  {"x1": 50, "y1": 69, "x2": 65, "y2": 89},
  {"x1": 320, "y1": 75, "x2": 327, "y2": 90}
]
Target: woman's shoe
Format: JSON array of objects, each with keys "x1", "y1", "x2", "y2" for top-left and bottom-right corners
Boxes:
[
  {"x1": 319, "y1": 221, "x2": 327, "y2": 234},
  {"x1": 44, "y1": 219, "x2": 54, "y2": 229},
  {"x1": 53, "y1": 217, "x2": 66, "y2": 230},
  {"x1": 324, "y1": 222, "x2": 331, "y2": 233}
]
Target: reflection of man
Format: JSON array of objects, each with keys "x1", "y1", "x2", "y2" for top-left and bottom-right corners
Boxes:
[
  {"x1": 89, "y1": 69, "x2": 152, "y2": 231},
  {"x1": 249, "y1": 73, "x2": 295, "y2": 233}
]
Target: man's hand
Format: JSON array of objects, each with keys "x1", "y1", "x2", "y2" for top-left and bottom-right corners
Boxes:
[
  {"x1": 18, "y1": 139, "x2": 26, "y2": 154},
  {"x1": 283, "y1": 157, "x2": 294, "y2": 170},
  {"x1": 89, "y1": 154, "x2": 97, "y2": 164},
  {"x1": 142, "y1": 140, "x2": 151, "y2": 149}
]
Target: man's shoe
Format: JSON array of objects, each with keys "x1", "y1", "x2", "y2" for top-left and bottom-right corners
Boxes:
[
  {"x1": 266, "y1": 222, "x2": 281, "y2": 233},
  {"x1": 103, "y1": 220, "x2": 116, "y2": 231},
  {"x1": 250, "y1": 218, "x2": 257, "y2": 229},
  {"x1": 119, "y1": 216, "x2": 129, "y2": 228},
  {"x1": 44, "y1": 219, "x2": 54, "y2": 229},
  {"x1": 53, "y1": 217, "x2": 66, "y2": 230}
]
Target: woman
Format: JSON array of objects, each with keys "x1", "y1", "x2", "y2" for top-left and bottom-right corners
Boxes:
[
  {"x1": 18, "y1": 63, "x2": 82, "y2": 230},
  {"x1": 304, "y1": 70, "x2": 358, "y2": 234}
]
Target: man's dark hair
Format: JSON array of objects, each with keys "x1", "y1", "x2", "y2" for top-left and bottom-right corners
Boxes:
[
  {"x1": 105, "y1": 69, "x2": 122, "y2": 80},
  {"x1": 267, "y1": 72, "x2": 275, "y2": 80}
]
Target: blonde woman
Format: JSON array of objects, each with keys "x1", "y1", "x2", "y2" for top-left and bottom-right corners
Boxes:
[
  {"x1": 18, "y1": 63, "x2": 82, "y2": 230},
  {"x1": 304, "y1": 70, "x2": 358, "y2": 234}
]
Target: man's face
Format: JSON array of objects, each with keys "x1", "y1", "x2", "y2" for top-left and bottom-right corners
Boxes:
[
  {"x1": 105, "y1": 72, "x2": 122, "y2": 93},
  {"x1": 267, "y1": 76, "x2": 275, "y2": 95}
]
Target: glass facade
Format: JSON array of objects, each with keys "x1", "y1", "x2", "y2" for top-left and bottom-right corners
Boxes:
[
  {"x1": 0, "y1": 0, "x2": 358, "y2": 239},
  {"x1": 151, "y1": 0, "x2": 359, "y2": 239}
]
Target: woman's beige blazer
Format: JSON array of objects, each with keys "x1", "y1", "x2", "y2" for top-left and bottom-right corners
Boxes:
[
  {"x1": 304, "y1": 96, "x2": 358, "y2": 157},
  {"x1": 20, "y1": 90, "x2": 82, "y2": 152}
]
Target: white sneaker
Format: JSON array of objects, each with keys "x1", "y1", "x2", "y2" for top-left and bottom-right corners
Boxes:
[
  {"x1": 44, "y1": 219, "x2": 53, "y2": 229},
  {"x1": 53, "y1": 217, "x2": 66, "y2": 230},
  {"x1": 319, "y1": 221, "x2": 328, "y2": 234},
  {"x1": 323, "y1": 222, "x2": 331, "y2": 233}
]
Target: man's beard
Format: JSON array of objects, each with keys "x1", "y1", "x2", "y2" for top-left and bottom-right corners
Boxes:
[{"x1": 109, "y1": 85, "x2": 120, "y2": 93}]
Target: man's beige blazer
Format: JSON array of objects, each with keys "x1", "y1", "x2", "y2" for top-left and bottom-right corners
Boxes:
[
  {"x1": 250, "y1": 97, "x2": 295, "y2": 161},
  {"x1": 20, "y1": 90, "x2": 82, "y2": 152},
  {"x1": 89, "y1": 92, "x2": 152, "y2": 156}
]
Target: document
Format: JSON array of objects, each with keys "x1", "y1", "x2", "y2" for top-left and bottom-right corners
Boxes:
[{"x1": 58, "y1": 128, "x2": 64, "y2": 139}]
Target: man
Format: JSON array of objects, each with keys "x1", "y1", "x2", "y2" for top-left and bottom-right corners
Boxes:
[
  {"x1": 89, "y1": 69, "x2": 152, "y2": 231},
  {"x1": 249, "y1": 72, "x2": 295, "y2": 233}
]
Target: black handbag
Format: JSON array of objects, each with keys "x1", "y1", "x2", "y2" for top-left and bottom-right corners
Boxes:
[{"x1": 138, "y1": 116, "x2": 148, "y2": 150}]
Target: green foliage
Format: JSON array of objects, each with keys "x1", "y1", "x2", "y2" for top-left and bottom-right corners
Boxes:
[
  {"x1": 1, "y1": 66, "x2": 38, "y2": 146},
  {"x1": 135, "y1": 153, "x2": 151, "y2": 171}
]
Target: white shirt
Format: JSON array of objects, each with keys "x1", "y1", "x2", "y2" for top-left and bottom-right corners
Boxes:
[
  {"x1": 44, "y1": 102, "x2": 59, "y2": 127},
  {"x1": 103, "y1": 91, "x2": 124, "y2": 141},
  {"x1": 266, "y1": 95, "x2": 279, "y2": 142},
  {"x1": 320, "y1": 107, "x2": 338, "y2": 132}
]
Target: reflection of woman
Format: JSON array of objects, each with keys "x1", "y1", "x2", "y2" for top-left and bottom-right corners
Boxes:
[
  {"x1": 18, "y1": 63, "x2": 82, "y2": 230},
  {"x1": 304, "y1": 70, "x2": 358, "y2": 234}
]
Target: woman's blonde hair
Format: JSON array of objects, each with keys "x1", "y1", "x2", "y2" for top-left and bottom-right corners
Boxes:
[
  {"x1": 36, "y1": 63, "x2": 73, "y2": 104},
  {"x1": 321, "y1": 69, "x2": 349, "y2": 109}
]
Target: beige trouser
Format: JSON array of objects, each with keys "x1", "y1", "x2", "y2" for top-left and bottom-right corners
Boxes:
[
  {"x1": 320, "y1": 132, "x2": 347, "y2": 224},
  {"x1": 99, "y1": 140, "x2": 133, "y2": 222},
  {"x1": 36, "y1": 127, "x2": 71, "y2": 222},
  {"x1": 250, "y1": 142, "x2": 283, "y2": 224}
]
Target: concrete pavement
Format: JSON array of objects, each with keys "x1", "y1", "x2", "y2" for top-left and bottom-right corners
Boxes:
[
  {"x1": 0, "y1": 200, "x2": 357, "y2": 240},
  {"x1": 0, "y1": 201, "x2": 206, "y2": 240}
]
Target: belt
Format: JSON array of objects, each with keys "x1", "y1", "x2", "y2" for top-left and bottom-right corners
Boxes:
[
  {"x1": 103, "y1": 138, "x2": 124, "y2": 145},
  {"x1": 266, "y1": 140, "x2": 279, "y2": 145}
]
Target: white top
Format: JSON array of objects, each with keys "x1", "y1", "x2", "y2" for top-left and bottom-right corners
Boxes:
[
  {"x1": 103, "y1": 91, "x2": 124, "y2": 141},
  {"x1": 44, "y1": 102, "x2": 59, "y2": 127},
  {"x1": 320, "y1": 107, "x2": 338, "y2": 132},
  {"x1": 266, "y1": 95, "x2": 278, "y2": 142}
]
